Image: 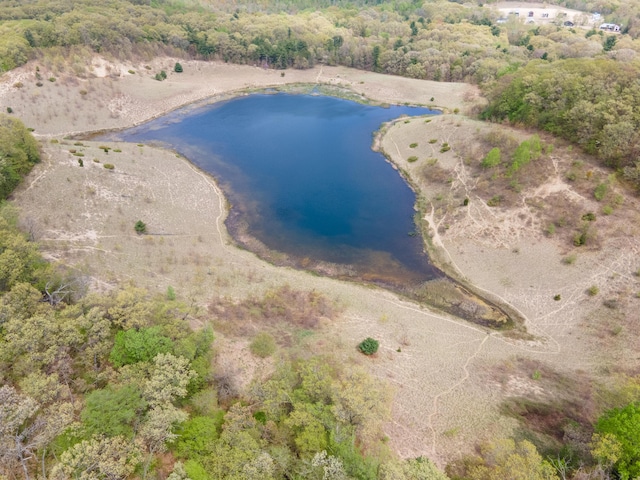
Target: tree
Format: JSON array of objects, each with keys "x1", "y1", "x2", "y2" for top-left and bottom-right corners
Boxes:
[
  {"x1": 109, "y1": 326, "x2": 173, "y2": 367},
  {"x1": 174, "y1": 62, "x2": 183, "y2": 72},
  {"x1": 135, "y1": 220, "x2": 147, "y2": 234},
  {"x1": 592, "y1": 402, "x2": 640, "y2": 480},
  {"x1": 139, "y1": 405, "x2": 188, "y2": 479},
  {"x1": 81, "y1": 385, "x2": 147, "y2": 437},
  {"x1": 0, "y1": 386, "x2": 73, "y2": 480},
  {"x1": 460, "y1": 439, "x2": 559, "y2": 480},
  {"x1": 51, "y1": 435, "x2": 142, "y2": 480},
  {"x1": 143, "y1": 353, "x2": 196, "y2": 407}
]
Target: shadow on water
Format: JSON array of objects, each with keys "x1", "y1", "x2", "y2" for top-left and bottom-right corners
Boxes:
[{"x1": 97, "y1": 91, "x2": 520, "y2": 331}]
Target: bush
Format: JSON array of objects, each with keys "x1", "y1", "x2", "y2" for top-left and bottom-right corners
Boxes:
[
  {"x1": 409, "y1": 143, "x2": 418, "y2": 148},
  {"x1": 103, "y1": 163, "x2": 114, "y2": 169},
  {"x1": 481, "y1": 147, "x2": 501, "y2": 168},
  {"x1": 587, "y1": 285, "x2": 599, "y2": 296},
  {"x1": 440, "y1": 143, "x2": 451, "y2": 153},
  {"x1": 594, "y1": 183, "x2": 608, "y2": 201},
  {"x1": 358, "y1": 337, "x2": 379, "y2": 355},
  {"x1": 134, "y1": 220, "x2": 147, "y2": 234},
  {"x1": 249, "y1": 332, "x2": 276, "y2": 358},
  {"x1": 174, "y1": 62, "x2": 183, "y2": 73},
  {"x1": 6, "y1": 107, "x2": 12, "y2": 114},
  {"x1": 407, "y1": 156, "x2": 418, "y2": 163}
]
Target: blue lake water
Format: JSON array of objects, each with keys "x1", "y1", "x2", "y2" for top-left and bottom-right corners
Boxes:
[{"x1": 112, "y1": 93, "x2": 443, "y2": 287}]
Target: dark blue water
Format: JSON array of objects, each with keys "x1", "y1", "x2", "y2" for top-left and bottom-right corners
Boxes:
[{"x1": 113, "y1": 93, "x2": 442, "y2": 286}]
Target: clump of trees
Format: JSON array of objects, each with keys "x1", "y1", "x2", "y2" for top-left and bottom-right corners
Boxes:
[{"x1": 0, "y1": 114, "x2": 39, "y2": 199}]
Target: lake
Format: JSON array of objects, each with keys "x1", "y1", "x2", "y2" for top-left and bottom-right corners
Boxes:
[{"x1": 111, "y1": 93, "x2": 443, "y2": 288}]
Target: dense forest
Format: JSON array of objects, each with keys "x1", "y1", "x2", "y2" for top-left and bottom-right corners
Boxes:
[{"x1": 2, "y1": 0, "x2": 640, "y2": 478}]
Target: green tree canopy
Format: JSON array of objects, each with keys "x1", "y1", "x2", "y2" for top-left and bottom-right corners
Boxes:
[{"x1": 592, "y1": 401, "x2": 640, "y2": 480}]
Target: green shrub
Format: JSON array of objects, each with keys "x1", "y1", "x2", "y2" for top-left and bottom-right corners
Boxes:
[
  {"x1": 587, "y1": 285, "x2": 599, "y2": 296},
  {"x1": 409, "y1": 143, "x2": 418, "y2": 148},
  {"x1": 134, "y1": 220, "x2": 147, "y2": 234},
  {"x1": 428, "y1": 138, "x2": 437, "y2": 144},
  {"x1": 563, "y1": 254, "x2": 577, "y2": 265},
  {"x1": 407, "y1": 156, "x2": 418, "y2": 163},
  {"x1": 553, "y1": 294, "x2": 561, "y2": 301},
  {"x1": 6, "y1": 107, "x2": 12, "y2": 114},
  {"x1": 594, "y1": 183, "x2": 608, "y2": 201},
  {"x1": 358, "y1": 337, "x2": 379, "y2": 355},
  {"x1": 487, "y1": 195, "x2": 502, "y2": 207},
  {"x1": 166, "y1": 285, "x2": 176, "y2": 301},
  {"x1": 249, "y1": 332, "x2": 276, "y2": 358},
  {"x1": 103, "y1": 163, "x2": 114, "y2": 169},
  {"x1": 602, "y1": 205, "x2": 613, "y2": 215},
  {"x1": 48, "y1": 77, "x2": 56, "y2": 82},
  {"x1": 174, "y1": 62, "x2": 183, "y2": 73},
  {"x1": 481, "y1": 147, "x2": 501, "y2": 168},
  {"x1": 582, "y1": 212, "x2": 596, "y2": 222},
  {"x1": 128, "y1": 69, "x2": 135, "y2": 74},
  {"x1": 440, "y1": 143, "x2": 451, "y2": 153}
]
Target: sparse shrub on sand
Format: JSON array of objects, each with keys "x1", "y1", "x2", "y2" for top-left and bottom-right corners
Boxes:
[
  {"x1": 250, "y1": 332, "x2": 276, "y2": 358},
  {"x1": 358, "y1": 337, "x2": 379, "y2": 355}
]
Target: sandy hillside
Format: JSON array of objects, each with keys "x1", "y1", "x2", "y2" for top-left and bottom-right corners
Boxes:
[{"x1": 5, "y1": 58, "x2": 640, "y2": 465}]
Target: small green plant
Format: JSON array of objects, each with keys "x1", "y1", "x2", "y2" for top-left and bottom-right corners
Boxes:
[
  {"x1": 103, "y1": 163, "x2": 114, "y2": 170},
  {"x1": 463, "y1": 197, "x2": 469, "y2": 206},
  {"x1": 358, "y1": 337, "x2": 379, "y2": 355},
  {"x1": 563, "y1": 254, "x2": 577, "y2": 265},
  {"x1": 73, "y1": 152, "x2": 84, "y2": 157},
  {"x1": 48, "y1": 77, "x2": 56, "y2": 82},
  {"x1": 407, "y1": 156, "x2": 418, "y2": 163},
  {"x1": 93, "y1": 158, "x2": 100, "y2": 163},
  {"x1": 174, "y1": 62, "x2": 183, "y2": 73},
  {"x1": 430, "y1": 97, "x2": 434, "y2": 101},
  {"x1": 481, "y1": 148, "x2": 501, "y2": 168},
  {"x1": 545, "y1": 223, "x2": 556, "y2": 236},
  {"x1": 440, "y1": 143, "x2": 451, "y2": 153},
  {"x1": 594, "y1": 183, "x2": 607, "y2": 201},
  {"x1": 79, "y1": 89, "x2": 87, "y2": 95},
  {"x1": 78, "y1": 158, "x2": 83, "y2": 167},
  {"x1": 582, "y1": 212, "x2": 596, "y2": 222},
  {"x1": 428, "y1": 138, "x2": 437, "y2": 144},
  {"x1": 553, "y1": 294, "x2": 561, "y2": 301},
  {"x1": 6, "y1": 107, "x2": 12, "y2": 114},
  {"x1": 409, "y1": 143, "x2": 418, "y2": 148},
  {"x1": 532, "y1": 370, "x2": 541, "y2": 380},
  {"x1": 587, "y1": 285, "x2": 599, "y2": 296},
  {"x1": 113, "y1": 149, "x2": 122, "y2": 153},
  {"x1": 602, "y1": 205, "x2": 613, "y2": 215},
  {"x1": 134, "y1": 220, "x2": 147, "y2": 234},
  {"x1": 128, "y1": 70, "x2": 135, "y2": 74},
  {"x1": 166, "y1": 286, "x2": 176, "y2": 301},
  {"x1": 453, "y1": 108, "x2": 459, "y2": 114},
  {"x1": 487, "y1": 195, "x2": 502, "y2": 207},
  {"x1": 250, "y1": 332, "x2": 276, "y2": 358}
]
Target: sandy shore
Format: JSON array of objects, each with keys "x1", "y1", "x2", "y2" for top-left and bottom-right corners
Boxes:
[{"x1": 5, "y1": 57, "x2": 640, "y2": 464}]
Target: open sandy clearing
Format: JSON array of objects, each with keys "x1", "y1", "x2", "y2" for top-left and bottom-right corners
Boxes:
[{"x1": 6, "y1": 58, "x2": 640, "y2": 465}]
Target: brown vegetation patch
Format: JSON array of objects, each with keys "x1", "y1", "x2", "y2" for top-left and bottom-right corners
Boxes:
[{"x1": 208, "y1": 285, "x2": 340, "y2": 338}]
